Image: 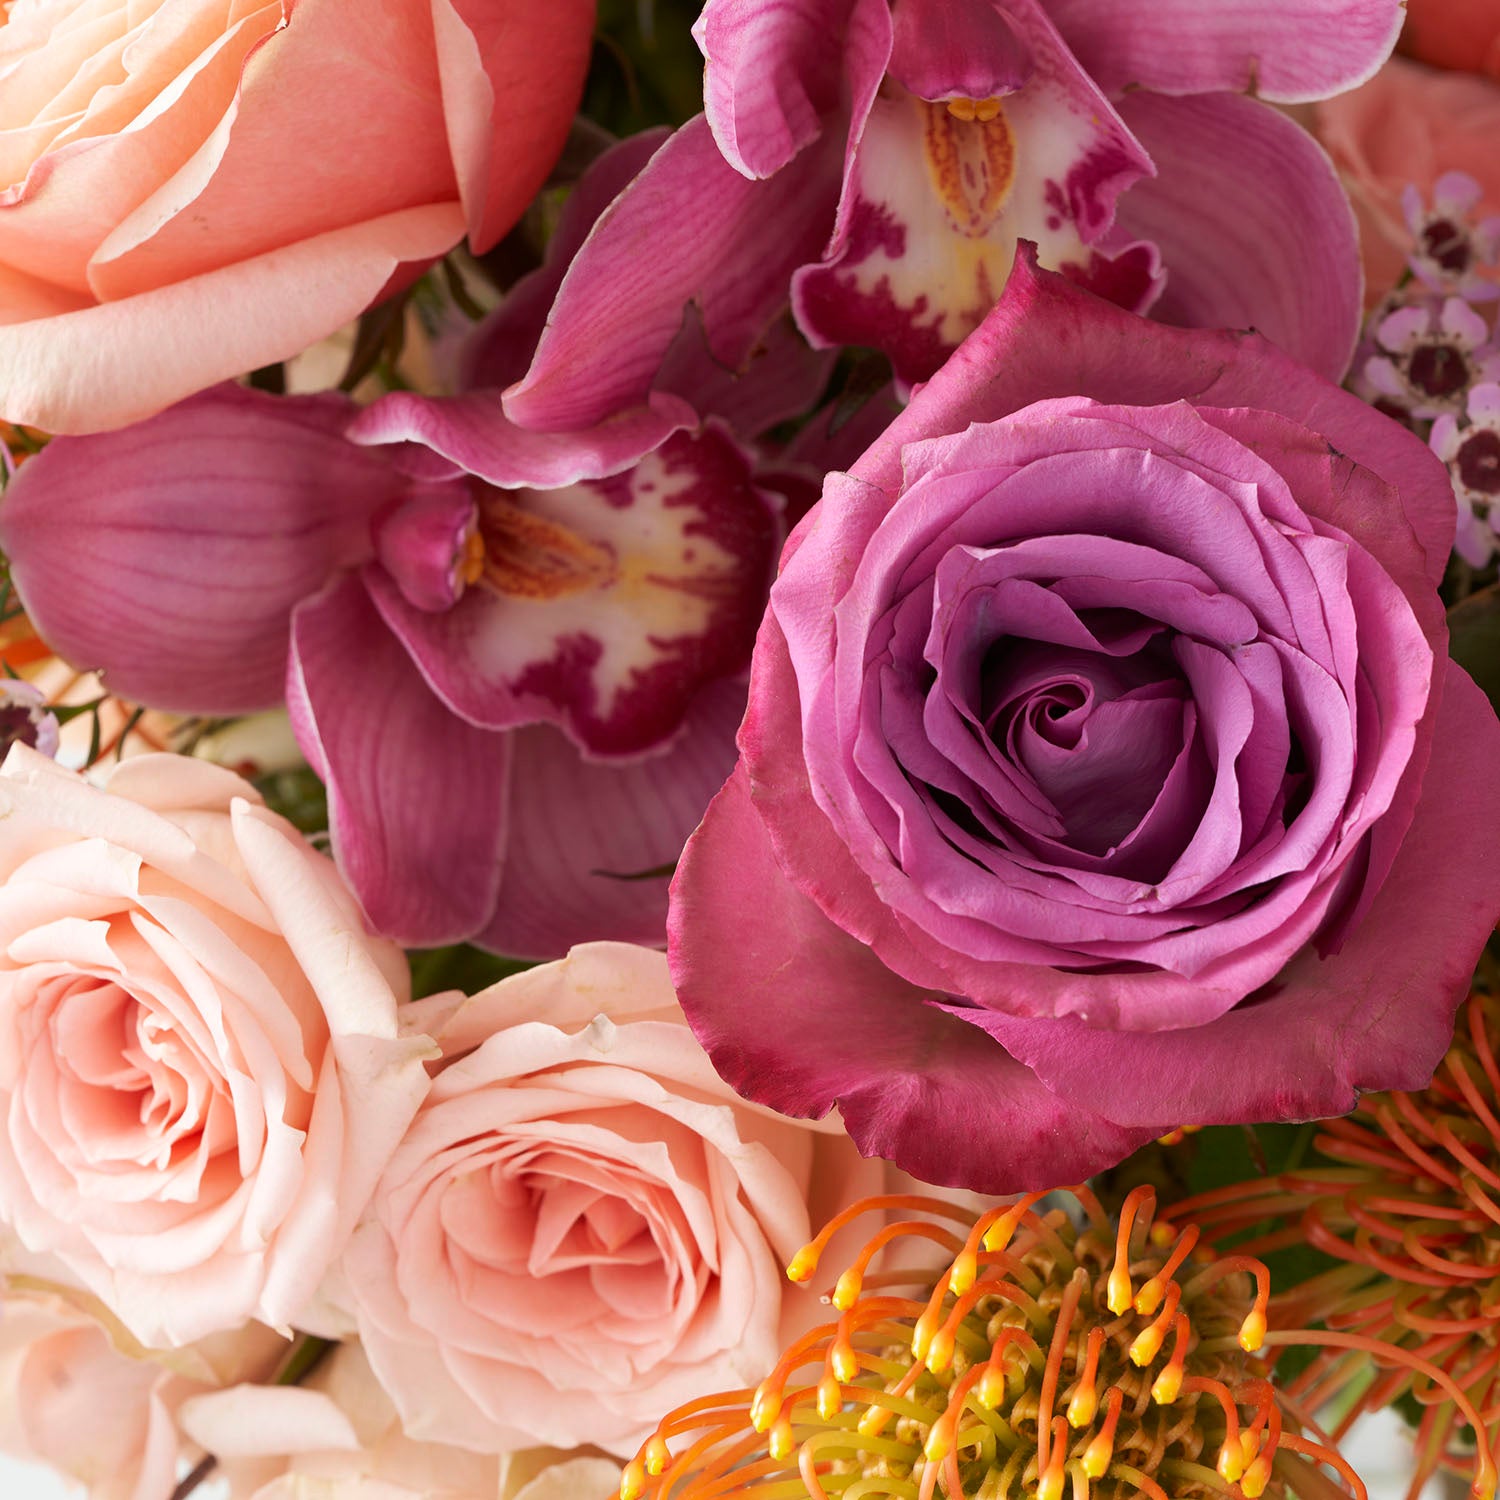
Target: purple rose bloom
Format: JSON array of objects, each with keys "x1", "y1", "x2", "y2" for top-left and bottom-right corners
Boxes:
[{"x1": 669, "y1": 252, "x2": 1500, "y2": 1193}]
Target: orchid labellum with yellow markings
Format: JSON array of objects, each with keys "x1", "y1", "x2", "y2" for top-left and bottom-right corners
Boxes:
[{"x1": 504, "y1": 0, "x2": 1400, "y2": 435}]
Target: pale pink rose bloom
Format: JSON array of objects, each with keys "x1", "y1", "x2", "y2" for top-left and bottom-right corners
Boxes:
[
  {"x1": 0, "y1": 1281, "x2": 285, "y2": 1500},
  {"x1": 0, "y1": 747, "x2": 436, "y2": 1347},
  {"x1": 0, "y1": 0, "x2": 593, "y2": 434},
  {"x1": 179, "y1": 1339, "x2": 622, "y2": 1500},
  {"x1": 1315, "y1": 56, "x2": 1500, "y2": 302},
  {"x1": 334, "y1": 943, "x2": 881, "y2": 1457}
]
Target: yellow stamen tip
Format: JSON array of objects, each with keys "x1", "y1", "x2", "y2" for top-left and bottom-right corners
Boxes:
[
  {"x1": 1242, "y1": 1457, "x2": 1272, "y2": 1498},
  {"x1": 832, "y1": 1269, "x2": 861, "y2": 1311},
  {"x1": 949, "y1": 1251, "x2": 977, "y2": 1296},
  {"x1": 926, "y1": 1329, "x2": 955, "y2": 1374},
  {"x1": 1067, "y1": 1389, "x2": 1097, "y2": 1427},
  {"x1": 1106, "y1": 1271, "x2": 1133, "y2": 1315},
  {"x1": 978, "y1": 1367, "x2": 1007, "y2": 1409},
  {"x1": 1038, "y1": 1466, "x2": 1065, "y2": 1500},
  {"x1": 972, "y1": 96, "x2": 1002, "y2": 121},
  {"x1": 831, "y1": 1342, "x2": 860, "y2": 1384},
  {"x1": 769, "y1": 1415, "x2": 795, "y2": 1463},
  {"x1": 924, "y1": 1423, "x2": 953, "y2": 1463},
  {"x1": 945, "y1": 96, "x2": 978, "y2": 120},
  {"x1": 620, "y1": 1460, "x2": 647, "y2": 1500},
  {"x1": 817, "y1": 1374, "x2": 842, "y2": 1422},
  {"x1": 1217, "y1": 1444, "x2": 1245, "y2": 1484},
  {"x1": 644, "y1": 1438, "x2": 671, "y2": 1476},
  {"x1": 981, "y1": 1213, "x2": 1016, "y2": 1253},
  {"x1": 1238, "y1": 1309, "x2": 1267, "y2": 1352},
  {"x1": 911, "y1": 1310, "x2": 938, "y2": 1362},
  {"x1": 750, "y1": 1386, "x2": 781, "y2": 1434},
  {"x1": 857, "y1": 1406, "x2": 889, "y2": 1438},
  {"x1": 1129, "y1": 1329, "x2": 1163, "y2": 1366},
  {"x1": 786, "y1": 1247, "x2": 819, "y2": 1283},
  {"x1": 1133, "y1": 1278, "x2": 1165, "y2": 1316},
  {"x1": 1151, "y1": 1369, "x2": 1182, "y2": 1404},
  {"x1": 1082, "y1": 1439, "x2": 1112, "y2": 1479}
]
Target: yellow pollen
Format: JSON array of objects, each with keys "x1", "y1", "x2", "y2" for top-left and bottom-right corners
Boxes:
[
  {"x1": 923, "y1": 1411, "x2": 956, "y2": 1463},
  {"x1": 457, "y1": 526, "x2": 485, "y2": 587},
  {"x1": 618, "y1": 1458, "x2": 647, "y2": 1500},
  {"x1": 816, "y1": 1373, "x2": 842, "y2": 1421},
  {"x1": 786, "y1": 1245, "x2": 819, "y2": 1283},
  {"x1": 949, "y1": 1248, "x2": 978, "y2": 1296},
  {"x1": 1217, "y1": 1439, "x2": 1245, "y2": 1484},
  {"x1": 1151, "y1": 1366, "x2": 1182, "y2": 1404},
  {"x1": 643, "y1": 1436, "x2": 671, "y2": 1476},
  {"x1": 768, "y1": 1413, "x2": 795, "y2": 1462},
  {"x1": 1239, "y1": 1307, "x2": 1268, "y2": 1353},
  {"x1": 750, "y1": 1383, "x2": 781, "y2": 1434},
  {"x1": 1241, "y1": 1453, "x2": 1273, "y2": 1497},
  {"x1": 1082, "y1": 1390, "x2": 1122, "y2": 1480},
  {"x1": 830, "y1": 1337, "x2": 859, "y2": 1384},
  {"x1": 945, "y1": 94, "x2": 1002, "y2": 122},
  {"x1": 946, "y1": 96, "x2": 978, "y2": 120},
  {"x1": 832, "y1": 1268, "x2": 862, "y2": 1311}
]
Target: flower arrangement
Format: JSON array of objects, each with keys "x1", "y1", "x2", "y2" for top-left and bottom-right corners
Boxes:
[{"x1": 3, "y1": 2, "x2": 1500, "y2": 1498}]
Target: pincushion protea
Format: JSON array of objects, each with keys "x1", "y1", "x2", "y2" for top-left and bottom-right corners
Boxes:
[
  {"x1": 1166, "y1": 985, "x2": 1500, "y2": 1500},
  {"x1": 613, "y1": 1185, "x2": 1464, "y2": 1500}
]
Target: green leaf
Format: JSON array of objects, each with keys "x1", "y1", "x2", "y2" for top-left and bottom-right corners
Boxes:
[
  {"x1": 407, "y1": 944, "x2": 538, "y2": 1000},
  {"x1": 1448, "y1": 582, "x2": 1500, "y2": 718}
]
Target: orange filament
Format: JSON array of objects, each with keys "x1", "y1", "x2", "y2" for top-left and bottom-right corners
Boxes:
[
  {"x1": 1081, "y1": 1387, "x2": 1124, "y2": 1478},
  {"x1": 1135, "y1": 1224, "x2": 1199, "y2": 1314},
  {"x1": 1130, "y1": 1281, "x2": 1182, "y2": 1366},
  {"x1": 1108, "y1": 1186, "x2": 1153, "y2": 1313},
  {"x1": 1151, "y1": 1312, "x2": 1191, "y2": 1404},
  {"x1": 1037, "y1": 1269, "x2": 1086, "y2": 1470},
  {"x1": 1181, "y1": 1375, "x2": 1243, "y2": 1480},
  {"x1": 1067, "y1": 1326, "x2": 1105, "y2": 1426},
  {"x1": 786, "y1": 1195, "x2": 979, "y2": 1282},
  {"x1": 1037, "y1": 1415, "x2": 1070, "y2": 1500},
  {"x1": 835, "y1": 1220, "x2": 966, "y2": 1310}
]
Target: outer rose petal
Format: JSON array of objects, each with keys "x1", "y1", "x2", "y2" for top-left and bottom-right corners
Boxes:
[
  {"x1": 0, "y1": 386, "x2": 400, "y2": 713},
  {"x1": 849, "y1": 249, "x2": 1455, "y2": 586},
  {"x1": 971, "y1": 667, "x2": 1500, "y2": 1126},
  {"x1": 1042, "y1": 0, "x2": 1402, "y2": 101},
  {"x1": 668, "y1": 766, "x2": 1160, "y2": 1191},
  {"x1": 1109, "y1": 92, "x2": 1362, "y2": 383},
  {"x1": 0, "y1": 204, "x2": 465, "y2": 433},
  {"x1": 429, "y1": 0, "x2": 594, "y2": 251},
  {"x1": 1401, "y1": 0, "x2": 1500, "y2": 77},
  {"x1": 287, "y1": 574, "x2": 511, "y2": 947}
]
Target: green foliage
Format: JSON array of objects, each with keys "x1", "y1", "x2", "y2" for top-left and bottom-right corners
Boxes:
[
  {"x1": 407, "y1": 944, "x2": 538, "y2": 1000},
  {"x1": 253, "y1": 765, "x2": 330, "y2": 837},
  {"x1": 586, "y1": 0, "x2": 706, "y2": 138}
]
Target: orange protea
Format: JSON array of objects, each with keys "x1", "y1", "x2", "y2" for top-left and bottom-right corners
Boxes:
[
  {"x1": 616, "y1": 1187, "x2": 1380, "y2": 1500},
  {"x1": 1166, "y1": 985, "x2": 1500, "y2": 1500}
]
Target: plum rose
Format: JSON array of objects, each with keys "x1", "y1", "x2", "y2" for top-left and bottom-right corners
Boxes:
[
  {"x1": 0, "y1": 748, "x2": 434, "y2": 1346},
  {"x1": 0, "y1": 0, "x2": 593, "y2": 433},
  {"x1": 670, "y1": 251, "x2": 1500, "y2": 1193},
  {"x1": 336, "y1": 943, "x2": 877, "y2": 1456}
]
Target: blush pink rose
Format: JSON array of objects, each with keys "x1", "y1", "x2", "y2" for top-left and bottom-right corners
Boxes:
[
  {"x1": 0, "y1": 1283, "x2": 286, "y2": 1500},
  {"x1": 336, "y1": 943, "x2": 879, "y2": 1457},
  {"x1": 0, "y1": 747, "x2": 436, "y2": 1347},
  {"x1": 0, "y1": 0, "x2": 594, "y2": 434},
  {"x1": 179, "y1": 1339, "x2": 623, "y2": 1500},
  {"x1": 1315, "y1": 56, "x2": 1500, "y2": 301}
]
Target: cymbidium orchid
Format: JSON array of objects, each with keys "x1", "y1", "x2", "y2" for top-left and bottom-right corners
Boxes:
[
  {"x1": 614, "y1": 1187, "x2": 1493, "y2": 1500},
  {"x1": 0, "y1": 137, "x2": 822, "y2": 957},
  {"x1": 504, "y1": 0, "x2": 1399, "y2": 437}
]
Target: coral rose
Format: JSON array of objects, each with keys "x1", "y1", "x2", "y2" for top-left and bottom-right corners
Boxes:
[
  {"x1": 0, "y1": 0, "x2": 593, "y2": 434},
  {"x1": 0, "y1": 747, "x2": 435, "y2": 1346},
  {"x1": 336, "y1": 943, "x2": 878, "y2": 1457},
  {"x1": 669, "y1": 251, "x2": 1500, "y2": 1194},
  {"x1": 1401, "y1": 0, "x2": 1500, "y2": 76},
  {"x1": 1315, "y1": 56, "x2": 1500, "y2": 301}
]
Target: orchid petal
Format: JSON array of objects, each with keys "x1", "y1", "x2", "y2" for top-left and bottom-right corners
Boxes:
[
  {"x1": 503, "y1": 114, "x2": 842, "y2": 431},
  {"x1": 668, "y1": 764, "x2": 1158, "y2": 1191},
  {"x1": 1043, "y1": 0, "x2": 1403, "y2": 102},
  {"x1": 694, "y1": 0, "x2": 867, "y2": 178},
  {"x1": 287, "y1": 573, "x2": 509, "y2": 946},
  {"x1": 0, "y1": 386, "x2": 398, "y2": 713},
  {"x1": 1109, "y1": 91, "x2": 1361, "y2": 384},
  {"x1": 481, "y1": 677, "x2": 746, "y2": 958}
]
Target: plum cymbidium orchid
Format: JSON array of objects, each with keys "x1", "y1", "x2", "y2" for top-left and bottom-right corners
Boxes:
[
  {"x1": 505, "y1": 0, "x2": 1399, "y2": 436},
  {"x1": 1165, "y1": 986, "x2": 1500, "y2": 1500},
  {"x1": 615, "y1": 1187, "x2": 1414, "y2": 1500}
]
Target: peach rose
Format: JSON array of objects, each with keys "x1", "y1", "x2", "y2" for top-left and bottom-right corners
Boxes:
[
  {"x1": 0, "y1": 0, "x2": 593, "y2": 434},
  {"x1": 0, "y1": 747, "x2": 436, "y2": 1347},
  {"x1": 1401, "y1": 0, "x2": 1500, "y2": 77},
  {"x1": 179, "y1": 1339, "x2": 623, "y2": 1499},
  {"x1": 335, "y1": 943, "x2": 880, "y2": 1456},
  {"x1": 1315, "y1": 56, "x2": 1500, "y2": 301},
  {"x1": 0, "y1": 1280, "x2": 285, "y2": 1500}
]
